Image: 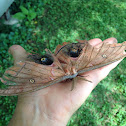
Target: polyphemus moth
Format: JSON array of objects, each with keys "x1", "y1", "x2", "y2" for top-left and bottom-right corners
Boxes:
[{"x1": 0, "y1": 40, "x2": 126, "y2": 96}]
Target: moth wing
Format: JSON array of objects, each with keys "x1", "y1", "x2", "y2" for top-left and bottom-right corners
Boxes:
[
  {"x1": 76, "y1": 41, "x2": 126, "y2": 74},
  {"x1": 55, "y1": 42, "x2": 69, "y2": 54},
  {"x1": 55, "y1": 41, "x2": 87, "y2": 64},
  {"x1": 0, "y1": 61, "x2": 65, "y2": 96},
  {"x1": 76, "y1": 39, "x2": 88, "y2": 43},
  {"x1": 55, "y1": 41, "x2": 89, "y2": 72}
]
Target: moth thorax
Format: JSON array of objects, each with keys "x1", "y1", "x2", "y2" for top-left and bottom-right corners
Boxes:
[
  {"x1": 29, "y1": 79, "x2": 35, "y2": 83},
  {"x1": 102, "y1": 54, "x2": 107, "y2": 58},
  {"x1": 71, "y1": 67, "x2": 77, "y2": 75}
]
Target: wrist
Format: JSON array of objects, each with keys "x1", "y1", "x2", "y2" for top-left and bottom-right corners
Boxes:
[{"x1": 8, "y1": 96, "x2": 70, "y2": 126}]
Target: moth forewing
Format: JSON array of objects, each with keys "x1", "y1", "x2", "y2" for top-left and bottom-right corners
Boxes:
[{"x1": 0, "y1": 50, "x2": 66, "y2": 95}]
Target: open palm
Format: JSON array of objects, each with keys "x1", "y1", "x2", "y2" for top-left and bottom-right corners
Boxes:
[{"x1": 8, "y1": 37, "x2": 121, "y2": 126}]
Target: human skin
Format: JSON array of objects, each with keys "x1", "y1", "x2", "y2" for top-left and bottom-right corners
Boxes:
[{"x1": 7, "y1": 38, "x2": 122, "y2": 126}]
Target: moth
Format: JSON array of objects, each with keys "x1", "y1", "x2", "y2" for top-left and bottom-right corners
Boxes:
[{"x1": 0, "y1": 40, "x2": 126, "y2": 96}]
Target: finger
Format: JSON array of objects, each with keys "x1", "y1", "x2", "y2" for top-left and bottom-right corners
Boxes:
[
  {"x1": 103, "y1": 37, "x2": 117, "y2": 44},
  {"x1": 98, "y1": 59, "x2": 122, "y2": 79},
  {"x1": 88, "y1": 38, "x2": 102, "y2": 46},
  {"x1": 8, "y1": 45, "x2": 28, "y2": 65},
  {"x1": 96, "y1": 37, "x2": 118, "y2": 48},
  {"x1": 84, "y1": 59, "x2": 122, "y2": 86}
]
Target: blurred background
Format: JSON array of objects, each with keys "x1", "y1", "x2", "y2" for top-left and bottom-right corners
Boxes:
[{"x1": 0, "y1": 0, "x2": 126, "y2": 126}]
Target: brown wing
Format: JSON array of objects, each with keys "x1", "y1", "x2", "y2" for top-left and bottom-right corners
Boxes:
[
  {"x1": 0, "y1": 55, "x2": 66, "y2": 96},
  {"x1": 55, "y1": 41, "x2": 90, "y2": 72},
  {"x1": 76, "y1": 41, "x2": 126, "y2": 74},
  {"x1": 55, "y1": 40, "x2": 126, "y2": 74},
  {"x1": 55, "y1": 41, "x2": 88, "y2": 65},
  {"x1": 55, "y1": 42, "x2": 69, "y2": 54},
  {"x1": 55, "y1": 42, "x2": 71, "y2": 64}
]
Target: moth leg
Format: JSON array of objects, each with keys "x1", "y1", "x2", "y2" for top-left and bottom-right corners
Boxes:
[
  {"x1": 77, "y1": 75, "x2": 92, "y2": 83},
  {"x1": 78, "y1": 75, "x2": 89, "y2": 78},
  {"x1": 71, "y1": 78, "x2": 77, "y2": 91}
]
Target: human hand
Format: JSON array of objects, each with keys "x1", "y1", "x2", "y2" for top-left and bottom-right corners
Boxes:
[{"x1": 8, "y1": 37, "x2": 122, "y2": 126}]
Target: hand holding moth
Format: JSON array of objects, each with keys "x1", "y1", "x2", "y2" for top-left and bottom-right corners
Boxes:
[
  {"x1": 6, "y1": 38, "x2": 125, "y2": 126},
  {"x1": 1, "y1": 37, "x2": 126, "y2": 95}
]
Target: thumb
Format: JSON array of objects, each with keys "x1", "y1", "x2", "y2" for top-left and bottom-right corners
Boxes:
[{"x1": 8, "y1": 45, "x2": 28, "y2": 65}]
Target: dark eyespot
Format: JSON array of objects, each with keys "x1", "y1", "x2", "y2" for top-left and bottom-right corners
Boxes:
[
  {"x1": 28, "y1": 54, "x2": 54, "y2": 65},
  {"x1": 40, "y1": 56, "x2": 53, "y2": 65},
  {"x1": 55, "y1": 43, "x2": 84, "y2": 58},
  {"x1": 69, "y1": 48, "x2": 82, "y2": 57}
]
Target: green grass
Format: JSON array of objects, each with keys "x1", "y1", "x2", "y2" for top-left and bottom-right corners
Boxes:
[{"x1": 0, "y1": 0, "x2": 126, "y2": 125}]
